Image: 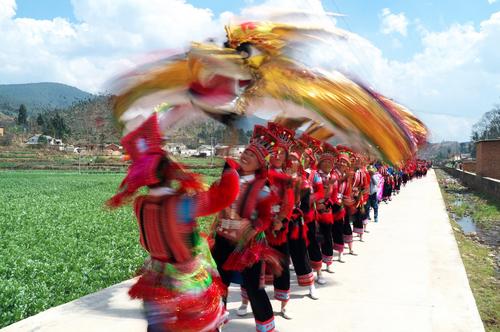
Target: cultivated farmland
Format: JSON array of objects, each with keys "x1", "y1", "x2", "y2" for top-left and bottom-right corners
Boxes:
[{"x1": 0, "y1": 170, "x2": 220, "y2": 328}]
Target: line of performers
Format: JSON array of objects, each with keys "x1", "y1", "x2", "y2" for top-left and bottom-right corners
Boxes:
[{"x1": 107, "y1": 114, "x2": 429, "y2": 332}]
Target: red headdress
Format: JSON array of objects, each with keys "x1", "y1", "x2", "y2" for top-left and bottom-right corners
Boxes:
[
  {"x1": 267, "y1": 122, "x2": 295, "y2": 151},
  {"x1": 288, "y1": 138, "x2": 306, "y2": 162},
  {"x1": 319, "y1": 142, "x2": 338, "y2": 165},
  {"x1": 298, "y1": 133, "x2": 322, "y2": 165},
  {"x1": 335, "y1": 144, "x2": 353, "y2": 166},
  {"x1": 107, "y1": 113, "x2": 203, "y2": 208},
  {"x1": 245, "y1": 125, "x2": 279, "y2": 167}
]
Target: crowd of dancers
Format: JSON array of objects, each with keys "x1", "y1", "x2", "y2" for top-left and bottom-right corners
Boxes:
[{"x1": 107, "y1": 115, "x2": 430, "y2": 332}]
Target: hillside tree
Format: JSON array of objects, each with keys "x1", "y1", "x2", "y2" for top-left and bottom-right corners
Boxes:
[
  {"x1": 36, "y1": 114, "x2": 44, "y2": 128},
  {"x1": 50, "y1": 113, "x2": 71, "y2": 139},
  {"x1": 17, "y1": 104, "x2": 28, "y2": 126},
  {"x1": 41, "y1": 112, "x2": 70, "y2": 139},
  {"x1": 471, "y1": 104, "x2": 500, "y2": 141}
]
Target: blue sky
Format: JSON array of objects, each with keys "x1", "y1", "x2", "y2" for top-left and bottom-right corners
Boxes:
[
  {"x1": 15, "y1": 0, "x2": 499, "y2": 61},
  {"x1": 3, "y1": 0, "x2": 500, "y2": 142}
]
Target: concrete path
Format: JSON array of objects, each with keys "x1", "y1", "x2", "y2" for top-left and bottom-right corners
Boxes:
[{"x1": 2, "y1": 169, "x2": 484, "y2": 332}]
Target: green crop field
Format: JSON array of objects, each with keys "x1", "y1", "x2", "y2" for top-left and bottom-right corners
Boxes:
[{"x1": 0, "y1": 170, "x2": 220, "y2": 328}]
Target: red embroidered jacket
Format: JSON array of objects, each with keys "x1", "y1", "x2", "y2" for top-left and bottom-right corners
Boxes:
[
  {"x1": 265, "y1": 168, "x2": 294, "y2": 246},
  {"x1": 133, "y1": 167, "x2": 239, "y2": 263},
  {"x1": 316, "y1": 170, "x2": 334, "y2": 224},
  {"x1": 302, "y1": 168, "x2": 324, "y2": 223}
]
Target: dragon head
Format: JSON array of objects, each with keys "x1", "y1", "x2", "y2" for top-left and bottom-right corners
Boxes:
[{"x1": 111, "y1": 18, "x2": 427, "y2": 165}]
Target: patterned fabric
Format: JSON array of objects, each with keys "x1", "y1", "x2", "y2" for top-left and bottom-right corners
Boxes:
[
  {"x1": 274, "y1": 289, "x2": 291, "y2": 302},
  {"x1": 322, "y1": 254, "x2": 334, "y2": 266},
  {"x1": 129, "y1": 239, "x2": 228, "y2": 332},
  {"x1": 297, "y1": 272, "x2": 315, "y2": 286},
  {"x1": 256, "y1": 317, "x2": 276, "y2": 332},
  {"x1": 310, "y1": 259, "x2": 323, "y2": 271},
  {"x1": 353, "y1": 227, "x2": 364, "y2": 234},
  {"x1": 343, "y1": 234, "x2": 353, "y2": 243},
  {"x1": 333, "y1": 243, "x2": 345, "y2": 253}
]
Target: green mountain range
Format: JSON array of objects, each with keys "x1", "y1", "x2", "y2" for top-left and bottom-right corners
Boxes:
[
  {"x1": 0, "y1": 81, "x2": 268, "y2": 145},
  {"x1": 0, "y1": 82, "x2": 93, "y2": 116}
]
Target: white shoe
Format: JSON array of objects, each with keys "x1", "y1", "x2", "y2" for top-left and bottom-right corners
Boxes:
[
  {"x1": 236, "y1": 304, "x2": 248, "y2": 316},
  {"x1": 316, "y1": 275, "x2": 326, "y2": 285},
  {"x1": 281, "y1": 308, "x2": 292, "y2": 320},
  {"x1": 309, "y1": 285, "x2": 319, "y2": 300}
]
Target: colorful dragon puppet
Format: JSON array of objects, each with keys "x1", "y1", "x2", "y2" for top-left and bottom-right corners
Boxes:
[{"x1": 111, "y1": 20, "x2": 427, "y2": 164}]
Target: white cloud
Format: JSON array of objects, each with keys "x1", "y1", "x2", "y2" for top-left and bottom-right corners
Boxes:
[
  {"x1": 488, "y1": 0, "x2": 497, "y2": 4},
  {"x1": 380, "y1": 8, "x2": 409, "y2": 36},
  {"x1": 0, "y1": 0, "x2": 499, "y2": 142},
  {"x1": 0, "y1": 0, "x2": 222, "y2": 92},
  {"x1": 307, "y1": 11, "x2": 500, "y2": 142},
  {"x1": 418, "y1": 113, "x2": 479, "y2": 142},
  {"x1": 0, "y1": 0, "x2": 15, "y2": 21}
]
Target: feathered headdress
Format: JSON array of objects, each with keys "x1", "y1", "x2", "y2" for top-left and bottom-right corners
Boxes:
[
  {"x1": 299, "y1": 133, "x2": 322, "y2": 165},
  {"x1": 246, "y1": 125, "x2": 279, "y2": 166},
  {"x1": 319, "y1": 142, "x2": 338, "y2": 165},
  {"x1": 107, "y1": 113, "x2": 203, "y2": 208},
  {"x1": 335, "y1": 144, "x2": 353, "y2": 166},
  {"x1": 267, "y1": 121, "x2": 295, "y2": 150}
]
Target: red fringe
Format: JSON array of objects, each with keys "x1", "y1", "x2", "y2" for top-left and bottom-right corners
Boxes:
[
  {"x1": 266, "y1": 227, "x2": 289, "y2": 246},
  {"x1": 222, "y1": 244, "x2": 284, "y2": 276},
  {"x1": 317, "y1": 211, "x2": 334, "y2": 224},
  {"x1": 289, "y1": 221, "x2": 309, "y2": 246},
  {"x1": 333, "y1": 208, "x2": 346, "y2": 222},
  {"x1": 130, "y1": 273, "x2": 225, "y2": 299}
]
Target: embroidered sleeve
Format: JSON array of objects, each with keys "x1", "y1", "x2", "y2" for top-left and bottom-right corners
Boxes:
[{"x1": 194, "y1": 168, "x2": 239, "y2": 217}]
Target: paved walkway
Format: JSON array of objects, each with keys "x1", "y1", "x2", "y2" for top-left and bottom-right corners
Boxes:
[{"x1": 2, "y1": 169, "x2": 484, "y2": 332}]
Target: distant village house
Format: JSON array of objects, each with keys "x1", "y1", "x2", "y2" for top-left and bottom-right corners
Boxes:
[
  {"x1": 104, "y1": 143, "x2": 122, "y2": 156},
  {"x1": 197, "y1": 145, "x2": 214, "y2": 157},
  {"x1": 26, "y1": 134, "x2": 63, "y2": 146},
  {"x1": 0, "y1": 127, "x2": 4, "y2": 137},
  {"x1": 215, "y1": 144, "x2": 246, "y2": 157},
  {"x1": 164, "y1": 143, "x2": 187, "y2": 156}
]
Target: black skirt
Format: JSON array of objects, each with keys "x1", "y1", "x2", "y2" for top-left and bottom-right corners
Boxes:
[{"x1": 343, "y1": 216, "x2": 353, "y2": 235}]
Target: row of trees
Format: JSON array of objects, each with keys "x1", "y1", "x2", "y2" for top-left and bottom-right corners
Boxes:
[
  {"x1": 15, "y1": 104, "x2": 71, "y2": 139},
  {"x1": 471, "y1": 104, "x2": 500, "y2": 141},
  {"x1": 8, "y1": 99, "x2": 252, "y2": 148}
]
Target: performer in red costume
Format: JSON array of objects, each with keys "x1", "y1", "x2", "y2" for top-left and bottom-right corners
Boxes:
[
  {"x1": 237, "y1": 122, "x2": 295, "y2": 319},
  {"x1": 361, "y1": 161, "x2": 372, "y2": 234},
  {"x1": 107, "y1": 114, "x2": 239, "y2": 332},
  {"x1": 331, "y1": 151, "x2": 350, "y2": 262},
  {"x1": 352, "y1": 155, "x2": 368, "y2": 242},
  {"x1": 315, "y1": 143, "x2": 338, "y2": 273},
  {"x1": 286, "y1": 140, "x2": 318, "y2": 300},
  {"x1": 212, "y1": 125, "x2": 282, "y2": 332},
  {"x1": 341, "y1": 150, "x2": 357, "y2": 256},
  {"x1": 298, "y1": 134, "x2": 326, "y2": 284}
]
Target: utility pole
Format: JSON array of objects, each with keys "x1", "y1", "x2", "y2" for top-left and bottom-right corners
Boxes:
[{"x1": 210, "y1": 121, "x2": 215, "y2": 166}]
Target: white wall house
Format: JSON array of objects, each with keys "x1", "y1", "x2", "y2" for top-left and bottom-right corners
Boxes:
[
  {"x1": 197, "y1": 145, "x2": 214, "y2": 157},
  {"x1": 180, "y1": 149, "x2": 198, "y2": 157},
  {"x1": 164, "y1": 143, "x2": 187, "y2": 156},
  {"x1": 215, "y1": 144, "x2": 246, "y2": 157},
  {"x1": 26, "y1": 135, "x2": 63, "y2": 146}
]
